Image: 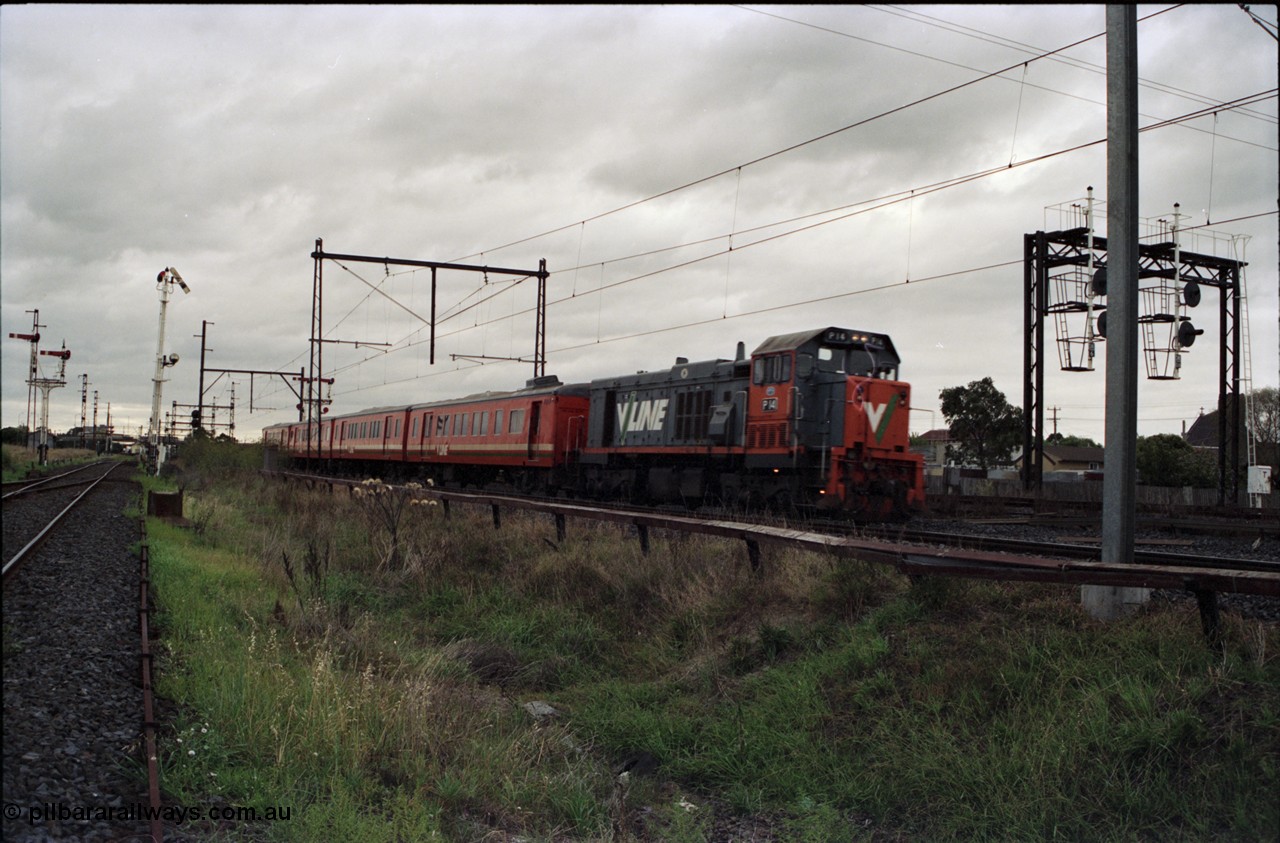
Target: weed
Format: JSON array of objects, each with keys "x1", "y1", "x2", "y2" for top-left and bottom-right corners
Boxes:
[{"x1": 144, "y1": 466, "x2": 1280, "y2": 842}]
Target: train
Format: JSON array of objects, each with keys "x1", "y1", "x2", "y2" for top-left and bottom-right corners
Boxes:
[{"x1": 263, "y1": 326, "x2": 926, "y2": 519}]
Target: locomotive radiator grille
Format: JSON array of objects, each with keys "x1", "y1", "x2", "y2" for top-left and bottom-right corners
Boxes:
[{"x1": 747, "y1": 422, "x2": 788, "y2": 449}]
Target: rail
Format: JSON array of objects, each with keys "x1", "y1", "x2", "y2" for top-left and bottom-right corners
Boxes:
[
  {"x1": 266, "y1": 470, "x2": 1278, "y2": 599},
  {"x1": 3, "y1": 461, "x2": 126, "y2": 584}
]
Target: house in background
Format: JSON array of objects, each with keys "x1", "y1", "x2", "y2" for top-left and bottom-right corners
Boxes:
[
  {"x1": 1013, "y1": 444, "x2": 1105, "y2": 477},
  {"x1": 912, "y1": 428, "x2": 952, "y2": 468}
]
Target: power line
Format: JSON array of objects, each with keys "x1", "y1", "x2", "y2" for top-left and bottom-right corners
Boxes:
[
  {"x1": 308, "y1": 91, "x2": 1276, "y2": 398},
  {"x1": 259, "y1": 9, "x2": 1275, "y2": 411},
  {"x1": 865, "y1": 4, "x2": 1276, "y2": 125},
  {"x1": 448, "y1": 19, "x2": 1120, "y2": 265}
]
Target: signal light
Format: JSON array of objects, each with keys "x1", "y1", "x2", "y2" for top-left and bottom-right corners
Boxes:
[
  {"x1": 1183, "y1": 280, "x2": 1201, "y2": 308},
  {"x1": 1177, "y1": 321, "x2": 1203, "y2": 348}
]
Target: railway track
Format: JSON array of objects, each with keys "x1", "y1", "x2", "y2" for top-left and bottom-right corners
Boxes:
[
  {"x1": 1, "y1": 458, "x2": 121, "y2": 502},
  {"x1": 2, "y1": 460, "x2": 162, "y2": 842},
  {"x1": 928, "y1": 493, "x2": 1278, "y2": 539},
  {"x1": 3, "y1": 460, "x2": 129, "y2": 582},
  {"x1": 269, "y1": 469, "x2": 1279, "y2": 595}
]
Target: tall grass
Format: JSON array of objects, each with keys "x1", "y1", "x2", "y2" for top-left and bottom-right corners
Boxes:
[{"x1": 146, "y1": 471, "x2": 1280, "y2": 841}]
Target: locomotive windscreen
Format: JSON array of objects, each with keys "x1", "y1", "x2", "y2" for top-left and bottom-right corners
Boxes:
[{"x1": 820, "y1": 336, "x2": 899, "y2": 380}]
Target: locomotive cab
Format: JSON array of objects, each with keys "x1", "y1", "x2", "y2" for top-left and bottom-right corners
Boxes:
[
  {"x1": 746, "y1": 327, "x2": 898, "y2": 455},
  {"x1": 746, "y1": 327, "x2": 921, "y2": 516}
]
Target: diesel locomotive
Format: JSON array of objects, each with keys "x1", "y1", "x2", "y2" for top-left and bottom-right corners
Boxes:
[{"x1": 264, "y1": 326, "x2": 925, "y2": 519}]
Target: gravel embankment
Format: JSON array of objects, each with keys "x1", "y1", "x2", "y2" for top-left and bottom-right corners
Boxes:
[{"x1": 2, "y1": 477, "x2": 152, "y2": 842}]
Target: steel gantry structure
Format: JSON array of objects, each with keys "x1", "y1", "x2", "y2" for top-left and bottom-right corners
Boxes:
[
  {"x1": 306, "y1": 240, "x2": 550, "y2": 464},
  {"x1": 1023, "y1": 227, "x2": 1246, "y2": 504}
]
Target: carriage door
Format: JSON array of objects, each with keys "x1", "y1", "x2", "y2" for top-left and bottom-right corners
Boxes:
[
  {"x1": 382, "y1": 415, "x2": 393, "y2": 457},
  {"x1": 526, "y1": 402, "x2": 542, "y2": 461}
]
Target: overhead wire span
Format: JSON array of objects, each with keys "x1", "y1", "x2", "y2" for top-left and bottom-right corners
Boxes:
[
  {"x1": 449, "y1": 15, "x2": 1119, "y2": 264},
  {"x1": 452, "y1": 3, "x2": 1269, "y2": 275},
  {"x1": 869, "y1": 4, "x2": 1275, "y2": 125},
  {"x1": 316, "y1": 89, "x2": 1277, "y2": 393},
  {"x1": 270, "y1": 5, "x2": 1275, "y2": 404}
]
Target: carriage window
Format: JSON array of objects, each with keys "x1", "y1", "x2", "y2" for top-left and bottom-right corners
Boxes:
[
  {"x1": 436, "y1": 415, "x2": 448, "y2": 437},
  {"x1": 461, "y1": 413, "x2": 471, "y2": 436},
  {"x1": 508, "y1": 408, "x2": 525, "y2": 434},
  {"x1": 495, "y1": 410, "x2": 504, "y2": 436},
  {"x1": 479, "y1": 411, "x2": 489, "y2": 436}
]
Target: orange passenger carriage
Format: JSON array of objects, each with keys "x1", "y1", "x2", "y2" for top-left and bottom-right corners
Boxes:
[{"x1": 265, "y1": 377, "x2": 590, "y2": 494}]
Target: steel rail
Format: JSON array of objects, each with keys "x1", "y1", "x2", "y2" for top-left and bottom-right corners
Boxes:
[
  {"x1": 1, "y1": 459, "x2": 117, "y2": 501},
  {"x1": 2, "y1": 461, "x2": 124, "y2": 584},
  {"x1": 267, "y1": 470, "x2": 1280, "y2": 597},
  {"x1": 861, "y1": 527, "x2": 1279, "y2": 575}
]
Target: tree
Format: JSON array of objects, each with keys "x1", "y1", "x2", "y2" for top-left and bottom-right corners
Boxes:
[
  {"x1": 1, "y1": 426, "x2": 29, "y2": 446},
  {"x1": 1136, "y1": 433, "x2": 1216, "y2": 488},
  {"x1": 939, "y1": 377, "x2": 1024, "y2": 469},
  {"x1": 1249, "y1": 386, "x2": 1279, "y2": 478},
  {"x1": 1046, "y1": 433, "x2": 1101, "y2": 448}
]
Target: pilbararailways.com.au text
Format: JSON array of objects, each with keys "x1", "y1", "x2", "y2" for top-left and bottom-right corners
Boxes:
[{"x1": 5, "y1": 801, "x2": 292, "y2": 825}]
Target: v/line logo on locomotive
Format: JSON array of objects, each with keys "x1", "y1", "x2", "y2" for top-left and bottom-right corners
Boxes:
[
  {"x1": 616, "y1": 394, "x2": 669, "y2": 444},
  {"x1": 864, "y1": 393, "x2": 899, "y2": 444},
  {"x1": 614, "y1": 392, "x2": 899, "y2": 444}
]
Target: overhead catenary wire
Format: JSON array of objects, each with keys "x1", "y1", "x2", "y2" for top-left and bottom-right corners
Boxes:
[
  {"x1": 304, "y1": 91, "x2": 1278, "y2": 397},
  {"x1": 865, "y1": 3, "x2": 1277, "y2": 126},
  {"x1": 447, "y1": 16, "x2": 1127, "y2": 265},
  {"x1": 255, "y1": 10, "x2": 1275, "y2": 415}
]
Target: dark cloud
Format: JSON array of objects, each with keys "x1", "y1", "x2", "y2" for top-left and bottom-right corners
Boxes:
[{"x1": 2, "y1": 5, "x2": 1275, "y2": 445}]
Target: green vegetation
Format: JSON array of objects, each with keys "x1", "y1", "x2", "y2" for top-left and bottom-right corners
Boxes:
[
  {"x1": 1137, "y1": 433, "x2": 1218, "y2": 488},
  {"x1": 2, "y1": 443, "x2": 102, "y2": 481},
  {"x1": 143, "y1": 442, "x2": 1279, "y2": 841},
  {"x1": 939, "y1": 377, "x2": 1023, "y2": 469}
]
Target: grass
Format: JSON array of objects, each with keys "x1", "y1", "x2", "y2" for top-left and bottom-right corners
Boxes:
[
  {"x1": 142, "y1": 444, "x2": 1280, "y2": 841},
  {"x1": 2, "y1": 444, "x2": 102, "y2": 481}
]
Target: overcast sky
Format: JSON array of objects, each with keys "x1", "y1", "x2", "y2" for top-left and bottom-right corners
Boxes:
[{"x1": 2, "y1": 4, "x2": 1276, "y2": 446}]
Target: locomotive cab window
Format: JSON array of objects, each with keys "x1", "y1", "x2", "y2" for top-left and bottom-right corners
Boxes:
[
  {"x1": 752, "y1": 354, "x2": 792, "y2": 385},
  {"x1": 817, "y1": 347, "x2": 845, "y2": 373}
]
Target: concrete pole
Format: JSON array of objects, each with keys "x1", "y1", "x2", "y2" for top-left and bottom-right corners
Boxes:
[
  {"x1": 149, "y1": 273, "x2": 172, "y2": 453},
  {"x1": 1085, "y1": 5, "x2": 1149, "y2": 620}
]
